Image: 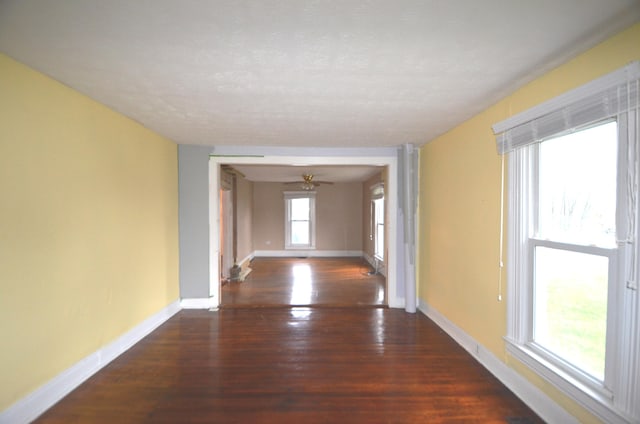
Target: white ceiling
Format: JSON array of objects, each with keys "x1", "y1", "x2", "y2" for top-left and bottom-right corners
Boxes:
[{"x1": 0, "y1": 1, "x2": 639, "y2": 149}]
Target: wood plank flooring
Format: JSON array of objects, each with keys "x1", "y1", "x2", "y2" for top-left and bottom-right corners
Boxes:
[
  {"x1": 222, "y1": 257, "x2": 386, "y2": 307},
  {"x1": 35, "y1": 308, "x2": 542, "y2": 423}
]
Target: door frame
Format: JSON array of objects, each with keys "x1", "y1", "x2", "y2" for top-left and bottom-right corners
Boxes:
[
  {"x1": 208, "y1": 154, "x2": 400, "y2": 309},
  {"x1": 219, "y1": 188, "x2": 234, "y2": 280}
]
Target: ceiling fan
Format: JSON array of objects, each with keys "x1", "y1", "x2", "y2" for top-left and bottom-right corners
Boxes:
[{"x1": 285, "y1": 174, "x2": 333, "y2": 190}]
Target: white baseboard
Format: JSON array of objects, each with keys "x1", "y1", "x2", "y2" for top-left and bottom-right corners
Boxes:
[
  {"x1": 180, "y1": 297, "x2": 216, "y2": 309},
  {"x1": 237, "y1": 253, "x2": 254, "y2": 268},
  {"x1": 253, "y1": 250, "x2": 363, "y2": 258},
  {"x1": 0, "y1": 300, "x2": 181, "y2": 424},
  {"x1": 387, "y1": 297, "x2": 405, "y2": 309},
  {"x1": 417, "y1": 299, "x2": 578, "y2": 424},
  {"x1": 238, "y1": 267, "x2": 252, "y2": 281}
]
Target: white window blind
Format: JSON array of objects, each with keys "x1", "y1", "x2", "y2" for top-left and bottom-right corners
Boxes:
[{"x1": 493, "y1": 61, "x2": 639, "y2": 154}]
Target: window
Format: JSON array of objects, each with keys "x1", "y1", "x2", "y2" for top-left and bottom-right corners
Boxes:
[
  {"x1": 285, "y1": 191, "x2": 316, "y2": 249},
  {"x1": 494, "y1": 62, "x2": 639, "y2": 423},
  {"x1": 371, "y1": 184, "x2": 385, "y2": 260},
  {"x1": 532, "y1": 121, "x2": 616, "y2": 383},
  {"x1": 374, "y1": 198, "x2": 385, "y2": 260}
]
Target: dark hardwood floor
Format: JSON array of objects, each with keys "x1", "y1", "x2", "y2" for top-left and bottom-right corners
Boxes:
[
  {"x1": 34, "y1": 258, "x2": 541, "y2": 423},
  {"x1": 35, "y1": 308, "x2": 541, "y2": 423},
  {"x1": 222, "y1": 257, "x2": 386, "y2": 308}
]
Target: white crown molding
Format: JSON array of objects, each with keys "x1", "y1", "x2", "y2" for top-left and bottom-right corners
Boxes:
[
  {"x1": 0, "y1": 300, "x2": 181, "y2": 424},
  {"x1": 417, "y1": 299, "x2": 579, "y2": 424}
]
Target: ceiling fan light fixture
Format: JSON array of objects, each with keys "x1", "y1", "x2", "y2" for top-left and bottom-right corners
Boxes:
[
  {"x1": 301, "y1": 174, "x2": 316, "y2": 190},
  {"x1": 284, "y1": 173, "x2": 331, "y2": 190},
  {"x1": 301, "y1": 181, "x2": 315, "y2": 190}
]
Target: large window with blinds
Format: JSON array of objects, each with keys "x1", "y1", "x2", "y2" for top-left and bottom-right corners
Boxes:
[{"x1": 494, "y1": 62, "x2": 639, "y2": 423}]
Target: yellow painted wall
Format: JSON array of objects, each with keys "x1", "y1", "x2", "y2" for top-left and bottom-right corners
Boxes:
[
  {"x1": 418, "y1": 23, "x2": 640, "y2": 423},
  {"x1": 0, "y1": 54, "x2": 179, "y2": 411}
]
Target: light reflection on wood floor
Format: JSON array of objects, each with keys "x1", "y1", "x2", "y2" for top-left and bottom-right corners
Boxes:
[
  {"x1": 34, "y1": 308, "x2": 543, "y2": 423},
  {"x1": 221, "y1": 257, "x2": 386, "y2": 308}
]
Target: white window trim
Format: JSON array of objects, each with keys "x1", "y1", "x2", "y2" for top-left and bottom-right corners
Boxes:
[
  {"x1": 505, "y1": 141, "x2": 636, "y2": 423},
  {"x1": 499, "y1": 64, "x2": 640, "y2": 424},
  {"x1": 284, "y1": 191, "x2": 316, "y2": 250}
]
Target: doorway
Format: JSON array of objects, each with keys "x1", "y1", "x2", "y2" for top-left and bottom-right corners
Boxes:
[{"x1": 208, "y1": 154, "x2": 400, "y2": 309}]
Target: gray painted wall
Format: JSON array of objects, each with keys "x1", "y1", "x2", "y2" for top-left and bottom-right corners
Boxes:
[{"x1": 178, "y1": 145, "x2": 213, "y2": 298}]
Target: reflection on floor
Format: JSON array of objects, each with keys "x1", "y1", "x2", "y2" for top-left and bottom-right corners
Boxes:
[
  {"x1": 34, "y1": 308, "x2": 543, "y2": 423},
  {"x1": 221, "y1": 257, "x2": 386, "y2": 307}
]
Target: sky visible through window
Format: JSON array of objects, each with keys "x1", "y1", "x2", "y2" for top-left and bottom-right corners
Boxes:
[{"x1": 538, "y1": 121, "x2": 618, "y2": 247}]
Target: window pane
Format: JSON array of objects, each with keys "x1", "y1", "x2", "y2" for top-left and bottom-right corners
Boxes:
[
  {"x1": 533, "y1": 246, "x2": 608, "y2": 380},
  {"x1": 538, "y1": 121, "x2": 617, "y2": 247},
  {"x1": 291, "y1": 221, "x2": 309, "y2": 245},
  {"x1": 374, "y1": 198, "x2": 384, "y2": 259},
  {"x1": 374, "y1": 199, "x2": 384, "y2": 224},
  {"x1": 291, "y1": 198, "x2": 310, "y2": 221},
  {"x1": 375, "y1": 223, "x2": 384, "y2": 259}
]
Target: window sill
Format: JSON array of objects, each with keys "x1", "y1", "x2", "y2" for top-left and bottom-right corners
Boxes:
[{"x1": 505, "y1": 338, "x2": 630, "y2": 424}]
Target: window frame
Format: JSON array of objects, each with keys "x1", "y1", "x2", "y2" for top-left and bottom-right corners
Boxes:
[
  {"x1": 373, "y1": 197, "x2": 385, "y2": 260},
  {"x1": 284, "y1": 191, "x2": 316, "y2": 250},
  {"x1": 505, "y1": 113, "x2": 638, "y2": 423},
  {"x1": 493, "y1": 62, "x2": 640, "y2": 423},
  {"x1": 371, "y1": 183, "x2": 385, "y2": 261}
]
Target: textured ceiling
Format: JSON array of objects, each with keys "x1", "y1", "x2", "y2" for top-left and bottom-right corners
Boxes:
[{"x1": 0, "y1": 1, "x2": 639, "y2": 148}]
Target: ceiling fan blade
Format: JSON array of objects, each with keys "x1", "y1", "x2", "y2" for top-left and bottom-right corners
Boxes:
[
  {"x1": 282, "y1": 175, "x2": 334, "y2": 186},
  {"x1": 282, "y1": 181, "x2": 333, "y2": 185}
]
